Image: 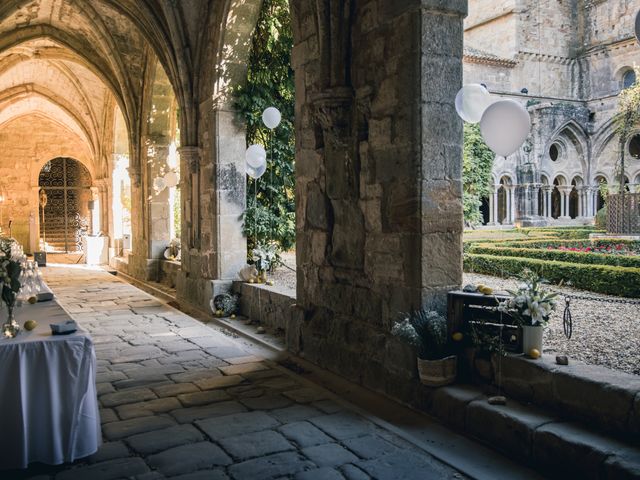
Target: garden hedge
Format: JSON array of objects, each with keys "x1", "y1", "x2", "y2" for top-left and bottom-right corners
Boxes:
[
  {"x1": 468, "y1": 244, "x2": 640, "y2": 268},
  {"x1": 496, "y1": 239, "x2": 640, "y2": 250},
  {"x1": 464, "y1": 253, "x2": 640, "y2": 297}
]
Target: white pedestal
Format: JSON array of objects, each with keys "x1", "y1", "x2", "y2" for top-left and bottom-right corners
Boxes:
[{"x1": 82, "y1": 236, "x2": 109, "y2": 265}]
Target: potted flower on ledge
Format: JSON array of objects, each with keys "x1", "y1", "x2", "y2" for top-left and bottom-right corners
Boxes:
[
  {"x1": 497, "y1": 269, "x2": 558, "y2": 357},
  {"x1": 391, "y1": 309, "x2": 456, "y2": 387}
]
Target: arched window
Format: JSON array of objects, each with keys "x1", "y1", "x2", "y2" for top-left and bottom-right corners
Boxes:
[
  {"x1": 622, "y1": 69, "x2": 636, "y2": 90},
  {"x1": 628, "y1": 134, "x2": 640, "y2": 159}
]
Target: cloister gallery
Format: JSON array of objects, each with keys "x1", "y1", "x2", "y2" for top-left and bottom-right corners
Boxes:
[{"x1": 0, "y1": 1, "x2": 639, "y2": 479}]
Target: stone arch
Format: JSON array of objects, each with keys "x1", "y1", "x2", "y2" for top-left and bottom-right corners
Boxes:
[{"x1": 544, "y1": 121, "x2": 589, "y2": 180}]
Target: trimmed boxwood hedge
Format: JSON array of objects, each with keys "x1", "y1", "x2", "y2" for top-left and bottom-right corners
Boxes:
[
  {"x1": 464, "y1": 254, "x2": 640, "y2": 297},
  {"x1": 468, "y1": 244, "x2": 640, "y2": 268},
  {"x1": 497, "y1": 239, "x2": 640, "y2": 250}
]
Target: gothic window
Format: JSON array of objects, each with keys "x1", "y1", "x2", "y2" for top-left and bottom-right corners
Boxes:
[{"x1": 622, "y1": 69, "x2": 636, "y2": 90}]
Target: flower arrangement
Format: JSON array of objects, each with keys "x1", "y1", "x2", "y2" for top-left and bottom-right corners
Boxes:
[
  {"x1": 497, "y1": 269, "x2": 558, "y2": 327},
  {"x1": 391, "y1": 310, "x2": 449, "y2": 360},
  {"x1": 0, "y1": 237, "x2": 23, "y2": 337},
  {"x1": 252, "y1": 242, "x2": 279, "y2": 275}
]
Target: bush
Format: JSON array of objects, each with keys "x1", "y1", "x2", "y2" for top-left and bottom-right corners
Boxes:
[
  {"x1": 464, "y1": 253, "x2": 640, "y2": 297},
  {"x1": 467, "y1": 244, "x2": 640, "y2": 268},
  {"x1": 497, "y1": 239, "x2": 640, "y2": 251},
  {"x1": 595, "y1": 206, "x2": 607, "y2": 229}
]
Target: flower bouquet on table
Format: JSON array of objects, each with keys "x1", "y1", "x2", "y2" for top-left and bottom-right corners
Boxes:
[
  {"x1": 497, "y1": 269, "x2": 558, "y2": 357},
  {"x1": 251, "y1": 242, "x2": 279, "y2": 285},
  {"x1": 0, "y1": 237, "x2": 23, "y2": 338}
]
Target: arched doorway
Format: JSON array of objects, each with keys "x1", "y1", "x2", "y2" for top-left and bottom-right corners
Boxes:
[
  {"x1": 552, "y1": 178, "x2": 563, "y2": 219},
  {"x1": 39, "y1": 158, "x2": 92, "y2": 253},
  {"x1": 595, "y1": 175, "x2": 608, "y2": 212}
]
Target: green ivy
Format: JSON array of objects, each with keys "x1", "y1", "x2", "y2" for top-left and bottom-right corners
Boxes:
[
  {"x1": 463, "y1": 123, "x2": 494, "y2": 225},
  {"x1": 234, "y1": 0, "x2": 295, "y2": 253}
]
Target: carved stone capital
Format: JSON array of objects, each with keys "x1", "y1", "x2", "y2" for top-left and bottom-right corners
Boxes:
[
  {"x1": 179, "y1": 146, "x2": 201, "y2": 174},
  {"x1": 311, "y1": 87, "x2": 354, "y2": 147},
  {"x1": 127, "y1": 167, "x2": 141, "y2": 188}
]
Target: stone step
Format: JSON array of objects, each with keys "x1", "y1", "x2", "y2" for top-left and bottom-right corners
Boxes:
[
  {"x1": 492, "y1": 354, "x2": 640, "y2": 440},
  {"x1": 429, "y1": 384, "x2": 640, "y2": 479}
]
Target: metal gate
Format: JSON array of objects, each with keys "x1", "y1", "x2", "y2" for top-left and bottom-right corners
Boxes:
[
  {"x1": 607, "y1": 193, "x2": 640, "y2": 235},
  {"x1": 39, "y1": 158, "x2": 92, "y2": 253}
]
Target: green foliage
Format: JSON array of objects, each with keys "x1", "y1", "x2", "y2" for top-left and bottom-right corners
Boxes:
[
  {"x1": 0, "y1": 238, "x2": 22, "y2": 308},
  {"x1": 595, "y1": 206, "x2": 607, "y2": 229},
  {"x1": 391, "y1": 310, "x2": 449, "y2": 360},
  {"x1": 234, "y1": 0, "x2": 295, "y2": 253},
  {"x1": 464, "y1": 253, "x2": 640, "y2": 297},
  {"x1": 463, "y1": 123, "x2": 495, "y2": 225},
  {"x1": 467, "y1": 244, "x2": 640, "y2": 268}
]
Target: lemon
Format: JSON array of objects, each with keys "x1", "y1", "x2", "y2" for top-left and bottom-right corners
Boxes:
[
  {"x1": 24, "y1": 320, "x2": 37, "y2": 331},
  {"x1": 528, "y1": 348, "x2": 541, "y2": 359},
  {"x1": 248, "y1": 278, "x2": 255, "y2": 284},
  {"x1": 266, "y1": 280, "x2": 274, "y2": 286},
  {"x1": 28, "y1": 296, "x2": 37, "y2": 304},
  {"x1": 476, "y1": 284, "x2": 486, "y2": 290},
  {"x1": 230, "y1": 314, "x2": 236, "y2": 319},
  {"x1": 479, "y1": 286, "x2": 493, "y2": 295},
  {"x1": 452, "y1": 332, "x2": 463, "y2": 342},
  {"x1": 216, "y1": 309, "x2": 223, "y2": 316}
]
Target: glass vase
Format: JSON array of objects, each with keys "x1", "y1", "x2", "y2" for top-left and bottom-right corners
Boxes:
[{"x1": 2, "y1": 305, "x2": 20, "y2": 339}]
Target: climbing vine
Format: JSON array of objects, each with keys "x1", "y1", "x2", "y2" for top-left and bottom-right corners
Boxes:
[
  {"x1": 234, "y1": 0, "x2": 295, "y2": 253},
  {"x1": 463, "y1": 123, "x2": 495, "y2": 225}
]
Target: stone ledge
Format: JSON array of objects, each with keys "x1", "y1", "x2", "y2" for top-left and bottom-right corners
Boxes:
[
  {"x1": 496, "y1": 354, "x2": 640, "y2": 439},
  {"x1": 429, "y1": 385, "x2": 640, "y2": 479},
  {"x1": 233, "y1": 281, "x2": 298, "y2": 337}
]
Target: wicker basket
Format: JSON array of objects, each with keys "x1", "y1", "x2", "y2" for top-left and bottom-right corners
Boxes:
[{"x1": 417, "y1": 355, "x2": 457, "y2": 387}]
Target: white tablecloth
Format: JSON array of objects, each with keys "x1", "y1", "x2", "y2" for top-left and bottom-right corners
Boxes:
[{"x1": 0, "y1": 301, "x2": 101, "y2": 469}]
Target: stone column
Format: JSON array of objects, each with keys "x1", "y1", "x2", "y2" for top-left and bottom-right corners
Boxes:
[
  {"x1": 542, "y1": 186, "x2": 552, "y2": 218},
  {"x1": 291, "y1": 0, "x2": 466, "y2": 397},
  {"x1": 558, "y1": 186, "x2": 572, "y2": 219},
  {"x1": 489, "y1": 187, "x2": 498, "y2": 225},
  {"x1": 505, "y1": 186, "x2": 516, "y2": 224}
]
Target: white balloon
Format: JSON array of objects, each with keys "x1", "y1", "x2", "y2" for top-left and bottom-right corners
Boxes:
[
  {"x1": 480, "y1": 99, "x2": 531, "y2": 157},
  {"x1": 153, "y1": 177, "x2": 166, "y2": 191},
  {"x1": 164, "y1": 171, "x2": 179, "y2": 188},
  {"x1": 247, "y1": 157, "x2": 267, "y2": 179},
  {"x1": 246, "y1": 144, "x2": 266, "y2": 169},
  {"x1": 636, "y1": 10, "x2": 640, "y2": 44},
  {"x1": 262, "y1": 107, "x2": 282, "y2": 129},
  {"x1": 455, "y1": 84, "x2": 493, "y2": 123}
]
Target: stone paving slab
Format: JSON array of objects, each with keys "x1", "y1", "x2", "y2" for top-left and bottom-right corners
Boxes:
[{"x1": 19, "y1": 266, "x2": 466, "y2": 480}]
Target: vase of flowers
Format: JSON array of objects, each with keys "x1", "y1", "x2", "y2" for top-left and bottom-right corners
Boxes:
[
  {"x1": 497, "y1": 269, "x2": 558, "y2": 356},
  {"x1": 391, "y1": 309, "x2": 456, "y2": 386},
  {"x1": 0, "y1": 237, "x2": 23, "y2": 338}
]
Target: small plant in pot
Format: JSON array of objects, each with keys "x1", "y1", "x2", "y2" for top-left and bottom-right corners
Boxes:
[{"x1": 391, "y1": 310, "x2": 456, "y2": 387}]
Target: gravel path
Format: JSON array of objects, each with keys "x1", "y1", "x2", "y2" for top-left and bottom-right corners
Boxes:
[{"x1": 464, "y1": 273, "x2": 640, "y2": 375}]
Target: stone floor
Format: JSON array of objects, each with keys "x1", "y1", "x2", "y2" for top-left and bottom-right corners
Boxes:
[{"x1": 16, "y1": 265, "x2": 467, "y2": 480}]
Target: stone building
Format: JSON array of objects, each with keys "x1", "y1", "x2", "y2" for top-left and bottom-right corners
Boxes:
[
  {"x1": 464, "y1": 0, "x2": 640, "y2": 226},
  {"x1": 0, "y1": 0, "x2": 465, "y2": 402}
]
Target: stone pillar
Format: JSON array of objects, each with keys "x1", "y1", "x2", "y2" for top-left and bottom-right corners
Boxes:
[
  {"x1": 148, "y1": 144, "x2": 172, "y2": 260},
  {"x1": 488, "y1": 187, "x2": 497, "y2": 225},
  {"x1": 505, "y1": 186, "x2": 515, "y2": 224},
  {"x1": 292, "y1": 0, "x2": 466, "y2": 398},
  {"x1": 211, "y1": 105, "x2": 247, "y2": 281},
  {"x1": 542, "y1": 186, "x2": 553, "y2": 218},
  {"x1": 558, "y1": 186, "x2": 572, "y2": 219}
]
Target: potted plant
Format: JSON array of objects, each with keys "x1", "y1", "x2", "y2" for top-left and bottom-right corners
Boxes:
[
  {"x1": 252, "y1": 242, "x2": 279, "y2": 283},
  {"x1": 497, "y1": 269, "x2": 558, "y2": 356},
  {"x1": 391, "y1": 310, "x2": 456, "y2": 386}
]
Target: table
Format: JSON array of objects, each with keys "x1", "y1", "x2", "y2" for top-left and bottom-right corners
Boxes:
[{"x1": 0, "y1": 301, "x2": 101, "y2": 470}]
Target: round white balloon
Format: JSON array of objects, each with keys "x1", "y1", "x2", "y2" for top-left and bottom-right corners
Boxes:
[
  {"x1": 164, "y1": 171, "x2": 179, "y2": 188},
  {"x1": 247, "y1": 157, "x2": 267, "y2": 179},
  {"x1": 153, "y1": 177, "x2": 166, "y2": 192},
  {"x1": 455, "y1": 84, "x2": 493, "y2": 124},
  {"x1": 262, "y1": 107, "x2": 282, "y2": 129},
  {"x1": 636, "y1": 10, "x2": 640, "y2": 44},
  {"x1": 480, "y1": 99, "x2": 531, "y2": 157},
  {"x1": 246, "y1": 144, "x2": 266, "y2": 169}
]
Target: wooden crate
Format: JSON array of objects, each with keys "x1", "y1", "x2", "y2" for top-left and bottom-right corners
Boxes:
[{"x1": 447, "y1": 291, "x2": 522, "y2": 353}]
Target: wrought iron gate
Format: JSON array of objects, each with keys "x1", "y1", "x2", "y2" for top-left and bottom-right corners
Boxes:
[
  {"x1": 607, "y1": 193, "x2": 640, "y2": 234},
  {"x1": 39, "y1": 158, "x2": 92, "y2": 253}
]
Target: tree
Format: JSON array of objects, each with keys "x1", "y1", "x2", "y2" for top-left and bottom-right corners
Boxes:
[
  {"x1": 463, "y1": 123, "x2": 494, "y2": 226},
  {"x1": 233, "y1": 0, "x2": 295, "y2": 253}
]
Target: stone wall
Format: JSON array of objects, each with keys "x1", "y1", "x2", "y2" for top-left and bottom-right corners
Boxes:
[
  {"x1": 0, "y1": 115, "x2": 93, "y2": 251},
  {"x1": 291, "y1": 0, "x2": 465, "y2": 400}
]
